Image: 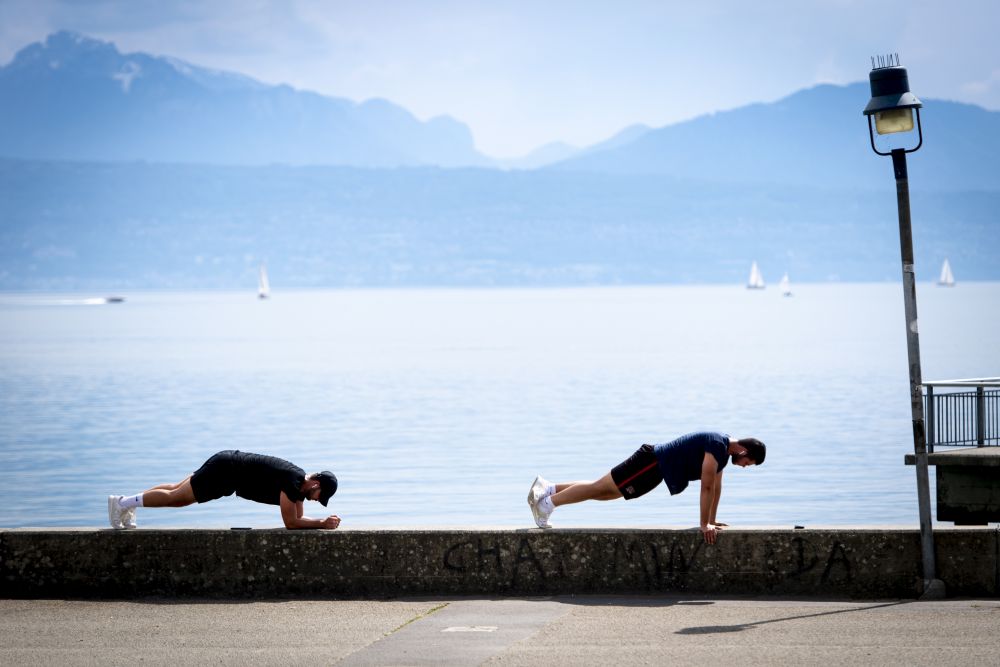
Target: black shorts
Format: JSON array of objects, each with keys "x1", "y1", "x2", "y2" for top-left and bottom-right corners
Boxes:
[
  {"x1": 190, "y1": 450, "x2": 239, "y2": 503},
  {"x1": 610, "y1": 444, "x2": 663, "y2": 500}
]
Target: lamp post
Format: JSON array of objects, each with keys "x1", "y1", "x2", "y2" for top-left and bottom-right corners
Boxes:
[{"x1": 863, "y1": 54, "x2": 944, "y2": 598}]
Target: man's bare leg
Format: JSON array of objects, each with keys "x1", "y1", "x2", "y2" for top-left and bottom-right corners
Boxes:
[
  {"x1": 553, "y1": 481, "x2": 586, "y2": 493},
  {"x1": 141, "y1": 477, "x2": 196, "y2": 508},
  {"x1": 145, "y1": 477, "x2": 189, "y2": 492},
  {"x1": 550, "y1": 473, "x2": 622, "y2": 507}
]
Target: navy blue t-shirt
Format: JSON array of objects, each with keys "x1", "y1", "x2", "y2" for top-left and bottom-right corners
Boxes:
[{"x1": 652, "y1": 432, "x2": 730, "y2": 495}]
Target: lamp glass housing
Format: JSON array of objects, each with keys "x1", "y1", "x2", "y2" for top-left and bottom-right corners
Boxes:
[{"x1": 874, "y1": 107, "x2": 915, "y2": 135}]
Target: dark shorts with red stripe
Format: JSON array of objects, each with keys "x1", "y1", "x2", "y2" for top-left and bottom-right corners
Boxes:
[{"x1": 610, "y1": 444, "x2": 663, "y2": 500}]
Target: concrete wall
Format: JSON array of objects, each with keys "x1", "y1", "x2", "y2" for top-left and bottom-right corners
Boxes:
[{"x1": 1, "y1": 528, "x2": 997, "y2": 599}]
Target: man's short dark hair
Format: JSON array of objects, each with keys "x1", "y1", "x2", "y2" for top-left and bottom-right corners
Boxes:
[{"x1": 738, "y1": 438, "x2": 766, "y2": 465}]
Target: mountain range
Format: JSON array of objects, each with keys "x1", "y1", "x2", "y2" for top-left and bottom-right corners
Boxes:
[
  {"x1": 4, "y1": 30, "x2": 999, "y2": 186},
  {"x1": 0, "y1": 31, "x2": 997, "y2": 290},
  {"x1": 551, "y1": 83, "x2": 1000, "y2": 192},
  {"x1": 0, "y1": 31, "x2": 490, "y2": 168}
]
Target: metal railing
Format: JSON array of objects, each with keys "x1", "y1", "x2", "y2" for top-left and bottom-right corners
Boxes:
[{"x1": 924, "y1": 378, "x2": 1000, "y2": 452}]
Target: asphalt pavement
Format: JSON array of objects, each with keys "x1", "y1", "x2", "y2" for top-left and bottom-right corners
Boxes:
[{"x1": 2, "y1": 596, "x2": 999, "y2": 665}]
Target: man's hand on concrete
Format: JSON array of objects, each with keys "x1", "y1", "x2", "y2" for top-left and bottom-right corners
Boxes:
[
  {"x1": 322, "y1": 515, "x2": 341, "y2": 530},
  {"x1": 700, "y1": 525, "x2": 718, "y2": 545}
]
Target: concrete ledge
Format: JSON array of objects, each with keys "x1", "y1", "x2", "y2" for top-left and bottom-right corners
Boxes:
[
  {"x1": 905, "y1": 447, "x2": 1000, "y2": 467},
  {"x1": 1, "y1": 528, "x2": 997, "y2": 599}
]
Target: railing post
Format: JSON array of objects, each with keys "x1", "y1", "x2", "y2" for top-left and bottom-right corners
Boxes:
[
  {"x1": 994, "y1": 389, "x2": 999, "y2": 445},
  {"x1": 926, "y1": 385, "x2": 935, "y2": 453},
  {"x1": 977, "y1": 385, "x2": 985, "y2": 447}
]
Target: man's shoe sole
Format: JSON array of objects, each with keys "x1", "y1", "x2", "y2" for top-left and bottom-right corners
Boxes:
[
  {"x1": 107, "y1": 496, "x2": 123, "y2": 529},
  {"x1": 527, "y1": 479, "x2": 540, "y2": 524},
  {"x1": 528, "y1": 476, "x2": 554, "y2": 528}
]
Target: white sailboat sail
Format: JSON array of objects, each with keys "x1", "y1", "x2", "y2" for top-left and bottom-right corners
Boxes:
[
  {"x1": 937, "y1": 259, "x2": 955, "y2": 287},
  {"x1": 258, "y1": 262, "x2": 270, "y2": 299},
  {"x1": 779, "y1": 272, "x2": 792, "y2": 296},
  {"x1": 747, "y1": 261, "x2": 765, "y2": 289}
]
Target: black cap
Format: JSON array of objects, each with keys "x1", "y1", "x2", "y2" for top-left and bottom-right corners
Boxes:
[{"x1": 316, "y1": 471, "x2": 338, "y2": 506}]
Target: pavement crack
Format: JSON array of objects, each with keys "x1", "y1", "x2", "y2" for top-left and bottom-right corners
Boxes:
[{"x1": 387, "y1": 602, "x2": 449, "y2": 637}]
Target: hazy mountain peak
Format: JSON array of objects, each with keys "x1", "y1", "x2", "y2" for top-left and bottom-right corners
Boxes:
[
  {"x1": 159, "y1": 54, "x2": 269, "y2": 94},
  {"x1": 576, "y1": 123, "x2": 652, "y2": 155},
  {"x1": 44, "y1": 29, "x2": 113, "y2": 55},
  {"x1": 5, "y1": 29, "x2": 111, "y2": 71},
  {"x1": 549, "y1": 82, "x2": 1000, "y2": 191},
  {"x1": 497, "y1": 141, "x2": 581, "y2": 170},
  {"x1": 0, "y1": 31, "x2": 491, "y2": 168}
]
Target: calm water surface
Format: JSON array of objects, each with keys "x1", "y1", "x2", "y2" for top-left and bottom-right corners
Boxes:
[{"x1": 1, "y1": 283, "x2": 998, "y2": 529}]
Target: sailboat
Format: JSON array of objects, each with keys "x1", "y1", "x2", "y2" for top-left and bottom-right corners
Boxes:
[
  {"x1": 747, "y1": 261, "x2": 765, "y2": 289},
  {"x1": 937, "y1": 259, "x2": 955, "y2": 287},
  {"x1": 257, "y1": 262, "x2": 270, "y2": 299},
  {"x1": 779, "y1": 272, "x2": 792, "y2": 297}
]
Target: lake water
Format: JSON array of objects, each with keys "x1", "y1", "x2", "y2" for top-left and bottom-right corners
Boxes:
[{"x1": 1, "y1": 283, "x2": 998, "y2": 530}]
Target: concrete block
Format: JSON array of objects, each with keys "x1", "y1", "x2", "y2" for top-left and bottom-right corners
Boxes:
[
  {"x1": 937, "y1": 468, "x2": 1000, "y2": 524},
  {"x1": 1, "y1": 528, "x2": 996, "y2": 599}
]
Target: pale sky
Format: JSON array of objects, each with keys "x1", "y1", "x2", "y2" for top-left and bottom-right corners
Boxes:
[{"x1": 1, "y1": 0, "x2": 998, "y2": 158}]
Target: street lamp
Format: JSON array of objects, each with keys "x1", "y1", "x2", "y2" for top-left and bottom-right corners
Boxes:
[
  {"x1": 863, "y1": 54, "x2": 944, "y2": 598},
  {"x1": 864, "y1": 55, "x2": 923, "y2": 153}
]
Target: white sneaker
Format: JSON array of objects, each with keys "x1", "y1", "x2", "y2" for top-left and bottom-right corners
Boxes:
[
  {"x1": 536, "y1": 476, "x2": 553, "y2": 500},
  {"x1": 107, "y1": 495, "x2": 125, "y2": 529},
  {"x1": 527, "y1": 475, "x2": 553, "y2": 529},
  {"x1": 121, "y1": 506, "x2": 137, "y2": 529},
  {"x1": 527, "y1": 475, "x2": 541, "y2": 522},
  {"x1": 536, "y1": 495, "x2": 554, "y2": 529}
]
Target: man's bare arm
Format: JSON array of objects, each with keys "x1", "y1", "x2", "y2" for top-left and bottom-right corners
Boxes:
[
  {"x1": 279, "y1": 492, "x2": 340, "y2": 529},
  {"x1": 699, "y1": 452, "x2": 719, "y2": 544},
  {"x1": 709, "y1": 469, "x2": 723, "y2": 525}
]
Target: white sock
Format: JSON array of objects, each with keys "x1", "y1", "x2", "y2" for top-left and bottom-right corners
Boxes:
[
  {"x1": 545, "y1": 484, "x2": 557, "y2": 497},
  {"x1": 539, "y1": 496, "x2": 555, "y2": 514},
  {"x1": 119, "y1": 494, "x2": 143, "y2": 509}
]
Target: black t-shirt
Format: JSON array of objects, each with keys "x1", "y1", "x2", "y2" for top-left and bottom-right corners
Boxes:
[{"x1": 232, "y1": 452, "x2": 306, "y2": 505}]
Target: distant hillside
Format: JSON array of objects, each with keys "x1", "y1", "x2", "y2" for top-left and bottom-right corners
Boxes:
[
  {"x1": 0, "y1": 31, "x2": 491, "y2": 168},
  {"x1": 2, "y1": 159, "x2": 996, "y2": 290},
  {"x1": 577, "y1": 123, "x2": 652, "y2": 156},
  {"x1": 500, "y1": 125, "x2": 653, "y2": 169},
  {"x1": 550, "y1": 83, "x2": 1000, "y2": 192},
  {"x1": 497, "y1": 141, "x2": 581, "y2": 170}
]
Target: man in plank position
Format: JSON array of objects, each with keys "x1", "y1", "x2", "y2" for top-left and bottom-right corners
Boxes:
[
  {"x1": 527, "y1": 432, "x2": 765, "y2": 544},
  {"x1": 108, "y1": 450, "x2": 340, "y2": 530}
]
